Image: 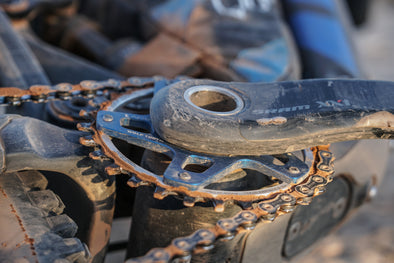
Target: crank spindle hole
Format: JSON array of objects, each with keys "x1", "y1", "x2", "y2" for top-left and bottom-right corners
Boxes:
[{"x1": 184, "y1": 85, "x2": 244, "y2": 115}]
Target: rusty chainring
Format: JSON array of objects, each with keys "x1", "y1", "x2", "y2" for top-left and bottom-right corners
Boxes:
[
  {"x1": 0, "y1": 79, "x2": 334, "y2": 263},
  {"x1": 85, "y1": 86, "x2": 334, "y2": 262}
]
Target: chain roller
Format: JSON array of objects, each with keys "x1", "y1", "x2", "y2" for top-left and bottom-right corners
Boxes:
[
  {"x1": 125, "y1": 146, "x2": 333, "y2": 263},
  {"x1": 0, "y1": 78, "x2": 161, "y2": 106}
]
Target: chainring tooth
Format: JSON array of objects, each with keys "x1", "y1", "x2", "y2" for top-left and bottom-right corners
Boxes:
[
  {"x1": 76, "y1": 122, "x2": 94, "y2": 132},
  {"x1": 128, "y1": 175, "x2": 151, "y2": 188},
  {"x1": 89, "y1": 150, "x2": 110, "y2": 161},
  {"x1": 105, "y1": 164, "x2": 122, "y2": 176},
  {"x1": 79, "y1": 135, "x2": 98, "y2": 147}
]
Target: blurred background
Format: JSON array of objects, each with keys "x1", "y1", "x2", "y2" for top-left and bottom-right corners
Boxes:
[{"x1": 300, "y1": 0, "x2": 394, "y2": 262}]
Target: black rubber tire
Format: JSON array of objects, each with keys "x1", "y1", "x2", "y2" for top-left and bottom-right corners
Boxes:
[{"x1": 0, "y1": 170, "x2": 90, "y2": 263}]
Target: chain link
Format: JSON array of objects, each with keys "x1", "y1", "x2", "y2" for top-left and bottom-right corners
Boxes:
[
  {"x1": 0, "y1": 77, "x2": 166, "y2": 106},
  {"x1": 126, "y1": 148, "x2": 333, "y2": 263}
]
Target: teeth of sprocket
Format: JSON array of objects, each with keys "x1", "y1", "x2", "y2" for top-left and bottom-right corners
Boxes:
[
  {"x1": 212, "y1": 200, "x2": 225, "y2": 213},
  {"x1": 182, "y1": 196, "x2": 204, "y2": 208},
  {"x1": 89, "y1": 150, "x2": 110, "y2": 161},
  {"x1": 79, "y1": 136, "x2": 98, "y2": 147},
  {"x1": 151, "y1": 186, "x2": 179, "y2": 200},
  {"x1": 77, "y1": 122, "x2": 94, "y2": 132},
  {"x1": 105, "y1": 164, "x2": 123, "y2": 176},
  {"x1": 128, "y1": 175, "x2": 150, "y2": 187},
  {"x1": 152, "y1": 186, "x2": 172, "y2": 199},
  {"x1": 79, "y1": 109, "x2": 96, "y2": 119}
]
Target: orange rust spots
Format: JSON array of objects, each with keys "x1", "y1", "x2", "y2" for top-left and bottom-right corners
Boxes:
[
  {"x1": 29, "y1": 85, "x2": 53, "y2": 95},
  {"x1": 0, "y1": 87, "x2": 27, "y2": 96},
  {"x1": 10, "y1": 204, "x2": 26, "y2": 232},
  {"x1": 8, "y1": 203, "x2": 36, "y2": 257}
]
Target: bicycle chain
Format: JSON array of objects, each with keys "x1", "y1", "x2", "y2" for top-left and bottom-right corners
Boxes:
[
  {"x1": 124, "y1": 146, "x2": 333, "y2": 263},
  {"x1": 0, "y1": 78, "x2": 335, "y2": 262},
  {"x1": 0, "y1": 77, "x2": 163, "y2": 106}
]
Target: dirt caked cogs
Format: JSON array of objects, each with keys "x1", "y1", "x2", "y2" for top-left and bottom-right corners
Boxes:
[{"x1": 85, "y1": 84, "x2": 334, "y2": 212}]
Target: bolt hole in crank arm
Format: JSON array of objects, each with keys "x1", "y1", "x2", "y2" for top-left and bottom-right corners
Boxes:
[{"x1": 150, "y1": 78, "x2": 394, "y2": 156}]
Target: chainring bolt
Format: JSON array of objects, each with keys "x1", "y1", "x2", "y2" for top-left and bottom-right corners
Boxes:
[
  {"x1": 103, "y1": 114, "x2": 114, "y2": 122},
  {"x1": 179, "y1": 172, "x2": 191, "y2": 181},
  {"x1": 288, "y1": 166, "x2": 300, "y2": 174}
]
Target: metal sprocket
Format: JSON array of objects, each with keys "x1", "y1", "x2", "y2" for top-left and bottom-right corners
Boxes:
[{"x1": 85, "y1": 88, "x2": 335, "y2": 212}]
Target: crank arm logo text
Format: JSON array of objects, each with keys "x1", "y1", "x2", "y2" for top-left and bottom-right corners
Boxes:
[{"x1": 253, "y1": 99, "x2": 352, "y2": 114}]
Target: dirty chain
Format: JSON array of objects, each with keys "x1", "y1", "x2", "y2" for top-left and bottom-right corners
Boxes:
[
  {"x1": 123, "y1": 146, "x2": 334, "y2": 263},
  {"x1": 0, "y1": 77, "x2": 162, "y2": 106},
  {"x1": 0, "y1": 78, "x2": 334, "y2": 263}
]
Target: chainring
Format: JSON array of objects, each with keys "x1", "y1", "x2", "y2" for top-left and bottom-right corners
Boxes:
[{"x1": 86, "y1": 87, "x2": 334, "y2": 212}]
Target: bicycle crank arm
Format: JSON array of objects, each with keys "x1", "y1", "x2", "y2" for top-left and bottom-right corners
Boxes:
[{"x1": 151, "y1": 79, "x2": 394, "y2": 155}]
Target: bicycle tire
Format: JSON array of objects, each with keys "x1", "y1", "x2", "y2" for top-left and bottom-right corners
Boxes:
[{"x1": 0, "y1": 170, "x2": 90, "y2": 263}]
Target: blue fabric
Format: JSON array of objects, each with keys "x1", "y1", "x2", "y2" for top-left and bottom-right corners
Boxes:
[
  {"x1": 284, "y1": 0, "x2": 360, "y2": 76},
  {"x1": 290, "y1": 11, "x2": 359, "y2": 76},
  {"x1": 230, "y1": 38, "x2": 289, "y2": 82}
]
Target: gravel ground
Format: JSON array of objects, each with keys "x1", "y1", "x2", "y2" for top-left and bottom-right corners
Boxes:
[
  {"x1": 299, "y1": 0, "x2": 394, "y2": 262},
  {"x1": 106, "y1": 1, "x2": 394, "y2": 262}
]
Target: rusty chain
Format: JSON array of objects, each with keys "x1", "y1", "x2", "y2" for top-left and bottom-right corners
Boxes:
[
  {"x1": 0, "y1": 78, "x2": 335, "y2": 263},
  {"x1": 0, "y1": 77, "x2": 166, "y2": 106},
  {"x1": 125, "y1": 147, "x2": 334, "y2": 263}
]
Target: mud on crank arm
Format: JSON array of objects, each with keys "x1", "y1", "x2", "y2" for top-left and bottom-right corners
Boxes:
[{"x1": 149, "y1": 78, "x2": 394, "y2": 155}]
